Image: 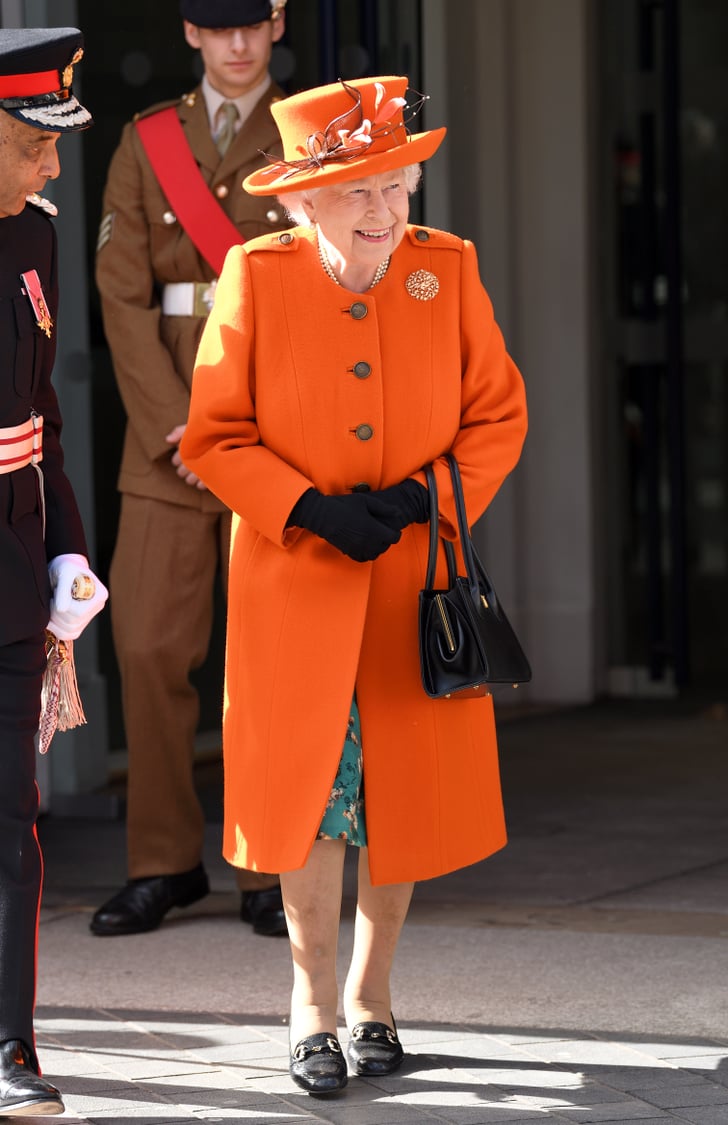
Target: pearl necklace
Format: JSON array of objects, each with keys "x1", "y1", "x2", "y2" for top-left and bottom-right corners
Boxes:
[{"x1": 318, "y1": 240, "x2": 390, "y2": 290}]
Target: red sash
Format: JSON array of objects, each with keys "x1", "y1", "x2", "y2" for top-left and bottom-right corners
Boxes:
[{"x1": 135, "y1": 107, "x2": 243, "y2": 275}]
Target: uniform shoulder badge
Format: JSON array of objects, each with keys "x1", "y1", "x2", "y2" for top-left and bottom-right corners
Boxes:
[
  {"x1": 97, "y1": 211, "x2": 115, "y2": 253},
  {"x1": 26, "y1": 192, "x2": 58, "y2": 217}
]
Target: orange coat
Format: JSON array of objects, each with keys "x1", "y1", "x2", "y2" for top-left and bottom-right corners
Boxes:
[{"x1": 180, "y1": 223, "x2": 527, "y2": 885}]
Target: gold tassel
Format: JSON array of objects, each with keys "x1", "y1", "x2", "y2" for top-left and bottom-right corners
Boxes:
[{"x1": 38, "y1": 631, "x2": 87, "y2": 755}]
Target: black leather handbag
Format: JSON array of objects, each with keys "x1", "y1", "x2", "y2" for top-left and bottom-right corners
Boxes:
[{"x1": 418, "y1": 454, "x2": 532, "y2": 698}]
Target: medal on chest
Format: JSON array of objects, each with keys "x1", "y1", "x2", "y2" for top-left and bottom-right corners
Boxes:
[{"x1": 20, "y1": 269, "x2": 54, "y2": 339}]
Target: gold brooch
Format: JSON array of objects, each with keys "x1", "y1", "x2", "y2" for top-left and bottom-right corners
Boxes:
[{"x1": 405, "y1": 269, "x2": 439, "y2": 301}]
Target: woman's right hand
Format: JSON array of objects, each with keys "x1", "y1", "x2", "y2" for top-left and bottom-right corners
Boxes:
[{"x1": 287, "y1": 489, "x2": 402, "y2": 562}]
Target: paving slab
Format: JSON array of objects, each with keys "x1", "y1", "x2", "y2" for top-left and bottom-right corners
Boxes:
[{"x1": 31, "y1": 700, "x2": 728, "y2": 1122}]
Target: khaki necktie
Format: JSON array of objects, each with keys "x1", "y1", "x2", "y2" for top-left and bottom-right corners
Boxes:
[{"x1": 215, "y1": 101, "x2": 239, "y2": 157}]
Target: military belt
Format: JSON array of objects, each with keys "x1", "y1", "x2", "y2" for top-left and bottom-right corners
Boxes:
[
  {"x1": 161, "y1": 280, "x2": 218, "y2": 318},
  {"x1": 0, "y1": 414, "x2": 43, "y2": 474}
]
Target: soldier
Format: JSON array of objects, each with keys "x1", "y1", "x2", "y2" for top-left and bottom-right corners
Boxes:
[
  {"x1": 0, "y1": 26, "x2": 107, "y2": 1116},
  {"x1": 92, "y1": 0, "x2": 290, "y2": 938}
]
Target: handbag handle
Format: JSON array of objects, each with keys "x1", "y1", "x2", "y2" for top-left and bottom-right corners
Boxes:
[
  {"x1": 445, "y1": 453, "x2": 484, "y2": 607},
  {"x1": 424, "y1": 455, "x2": 500, "y2": 613},
  {"x1": 423, "y1": 462, "x2": 440, "y2": 590}
]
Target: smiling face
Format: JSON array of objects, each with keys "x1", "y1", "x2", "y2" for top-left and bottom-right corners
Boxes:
[
  {"x1": 302, "y1": 171, "x2": 411, "y2": 290},
  {"x1": 0, "y1": 112, "x2": 61, "y2": 218},
  {"x1": 183, "y1": 16, "x2": 285, "y2": 99}
]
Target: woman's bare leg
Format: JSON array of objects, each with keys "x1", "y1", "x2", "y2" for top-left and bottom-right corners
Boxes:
[
  {"x1": 280, "y1": 839, "x2": 346, "y2": 1045},
  {"x1": 343, "y1": 848, "x2": 414, "y2": 1029}
]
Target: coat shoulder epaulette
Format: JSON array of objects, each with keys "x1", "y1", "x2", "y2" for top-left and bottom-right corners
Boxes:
[
  {"x1": 244, "y1": 229, "x2": 300, "y2": 256},
  {"x1": 25, "y1": 193, "x2": 57, "y2": 219},
  {"x1": 406, "y1": 225, "x2": 464, "y2": 252},
  {"x1": 131, "y1": 92, "x2": 191, "y2": 124}
]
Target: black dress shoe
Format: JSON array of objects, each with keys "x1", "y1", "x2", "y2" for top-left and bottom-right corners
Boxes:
[
  {"x1": 90, "y1": 863, "x2": 209, "y2": 935},
  {"x1": 289, "y1": 1033, "x2": 347, "y2": 1095},
  {"x1": 240, "y1": 886, "x2": 287, "y2": 936},
  {"x1": 346, "y1": 1018, "x2": 404, "y2": 1076},
  {"x1": 0, "y1": 1039, "x2": 64, "y2": 1116}
]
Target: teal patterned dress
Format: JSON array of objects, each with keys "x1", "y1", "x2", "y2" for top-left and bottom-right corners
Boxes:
[{"x1": 317, "y1": 696, "x2": 367, "y2": 846}]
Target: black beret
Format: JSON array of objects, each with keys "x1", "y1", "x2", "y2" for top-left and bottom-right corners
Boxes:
[
  {"x1": 0, "y1": 27, "x2": 91, "y2": 132},
  {"x1": 180, "y1": 0, "x2": 279, "y2": 27}
]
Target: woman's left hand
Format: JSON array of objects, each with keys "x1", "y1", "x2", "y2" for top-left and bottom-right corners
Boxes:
[{"x1": 368, "y1": 479, "x2": 429, "y2": 530}]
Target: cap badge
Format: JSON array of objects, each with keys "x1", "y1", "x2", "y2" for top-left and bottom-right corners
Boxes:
[
  {"x1": 62, "y1": 47, "x2": 84, "y2": 89},
  {"x1": 20, "y1": 270, "x2": 53, "y2": 338},
  {"x1": 405, "y1": 269, "x2": 440, "y2": 301}
]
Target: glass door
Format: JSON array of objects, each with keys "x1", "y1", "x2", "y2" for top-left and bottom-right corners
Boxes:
[{"x1": 599, "y1": 0, "x2": 728, "y2": 697}]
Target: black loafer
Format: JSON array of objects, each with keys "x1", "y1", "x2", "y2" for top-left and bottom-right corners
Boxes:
[
  {"x1": 290, "y1": 1033, "x2": 347, "y2": 1095},
  {"x1": 346, "y1": 1019, "x2": 404, "y2": 1076},
  {"x1": 0, "y1": 1039, "x2": 64, "y2": 1116},
  {"x1": 240, "y1": 886, "x2": 287, "y2": 936},
  {"x1": 90, "y1": 863, "x2": 209, "y2": 935}
]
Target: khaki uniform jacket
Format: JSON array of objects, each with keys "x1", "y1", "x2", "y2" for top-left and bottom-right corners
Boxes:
[
  {"x1": 95, "y1": 83, "x2": 288, "y2": 510},
  {"x1": 180, "y1": 225, "x2": 529, "y2": 885}
]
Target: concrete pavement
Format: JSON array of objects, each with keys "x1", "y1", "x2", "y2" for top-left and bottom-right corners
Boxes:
[{"x1": 33, "y1": 699, "x2": 728, "y2": 1122}]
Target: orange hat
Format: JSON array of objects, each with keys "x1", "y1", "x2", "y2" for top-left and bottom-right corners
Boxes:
[{"x1": 243, "y1": 75, "x2": 446, "y2": 196}]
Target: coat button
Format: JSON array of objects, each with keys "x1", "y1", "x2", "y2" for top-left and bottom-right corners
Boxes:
[
  {"x1": 354, "y1": 424, "x2": 374, "y2": 441},
  {"x1": 352, "y1": 482, "x2": 371, "y2": 492},
  {"x1": 353, "y1": 361, "x2": 371, "y2": 379},
  {"x1": 349, "y1": 302, "x2": 368, "y2": 320},
  {"x1": 266, "y1": 209, "x2": 280, "y2": 223},
  {"x1": 163, "y1": 210, "x2": 177, "y2": 225},
  {"x1": 215, "y1": 184, "x2": 229, "y2": 199},
  {"x1": 279, "y1": 232, "x2": 294, "y2": 244},
  {"x1": 415, "y1": 228, "x2": 430, "y2": 241}
]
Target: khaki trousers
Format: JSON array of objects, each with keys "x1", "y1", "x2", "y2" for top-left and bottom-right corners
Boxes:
[{"x1": 110, "y1": 494, "x2": 276, "y2": 891}]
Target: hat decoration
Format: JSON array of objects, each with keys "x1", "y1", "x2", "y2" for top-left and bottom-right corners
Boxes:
[
  {"x1": 244, "y1": 75, "x2": 446, "y2": 196},
  {"x1": 276, "y1": 80, "x2": 410, "y2": 178}
]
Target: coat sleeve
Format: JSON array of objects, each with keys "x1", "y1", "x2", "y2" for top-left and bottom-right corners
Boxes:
[
  {"x1": 95, "y1": 121, "x2": 191, "y2": 462},
  {"x1": 35, "y1": 223, "x2": 88, "y2": 560},
  {"x1": 428, "y1": 238, "x2": 527, "y2": 535},
  {"x1": 180, "y1": 245, "x2": 312, "y2": 543}
]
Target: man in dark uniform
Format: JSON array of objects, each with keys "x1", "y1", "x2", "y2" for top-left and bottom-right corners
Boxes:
[
  {"x1": 92, "y1": 0, "x2": 290, "y2": 938},
  {"x1": 0, "y1": 26, "x2": 106, "y2": 1116}
]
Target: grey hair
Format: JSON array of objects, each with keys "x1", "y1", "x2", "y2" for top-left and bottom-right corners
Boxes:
[{"x1": 280, "y1": 163, "x2": 422, "y2": 228}]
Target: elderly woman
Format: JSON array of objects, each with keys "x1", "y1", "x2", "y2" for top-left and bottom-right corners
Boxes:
[{"x1": 180, "y1": 75, "x2": 527, "y2": 1096}]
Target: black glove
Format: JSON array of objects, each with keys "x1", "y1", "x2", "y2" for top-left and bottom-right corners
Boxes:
[
  {"x1": 287, "y1": 489, "x2": 401, "y2": 562},
  {"x1": 368, "y1": 479, "x2": 430, "y2": 530}
]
